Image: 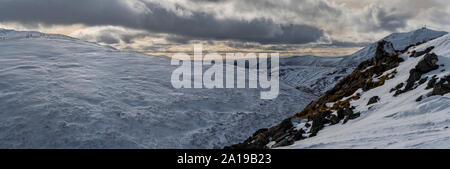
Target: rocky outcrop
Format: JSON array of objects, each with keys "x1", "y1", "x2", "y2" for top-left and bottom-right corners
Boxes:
[
  {"x1": 224, "y1": 119, "x2": 297, "y2": 149},
  {"x1": 410, "y1": 46, "x2": 435, "y2": 58},
  {"x1": 415, "y1": 53, "x2": 439, "y2": 73},
  {"x1": 395, "y1": 51, "x2": 439, "y2": 96},
  {"x1": 367, "y1": 96, "x2": 380, "y2": 105},
  {"x1": 227, "y1": 40, "x2": 403, "y2": 149},
  {"x1": 430, "y1": 75, "x2": 450, "y2": 96}
]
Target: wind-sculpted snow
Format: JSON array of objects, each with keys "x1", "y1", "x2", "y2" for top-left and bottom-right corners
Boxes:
[{"x1": 0, "y1": 30, "x2": 314, "y2": 148}]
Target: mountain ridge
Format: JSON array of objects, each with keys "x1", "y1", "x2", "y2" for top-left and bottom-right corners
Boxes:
[
  {"x1": 227, "y1": 31, "x2": 450, "y2": 149},
  {"x1": 0, "y1": 27, "x2": 447, "y2": 148}
]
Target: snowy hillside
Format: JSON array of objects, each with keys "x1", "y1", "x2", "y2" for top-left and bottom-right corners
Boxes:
[
  {"x1": 340, "y1": 28, "x2": 447, "y2": 67},
  {"x1": 0, "y1": 27, "x2": 447, "y2": 149},
  {"x1": 284, "y1": 34, "x2": 450, "y2": 149},
  {"x1": 229, "y1": 31, "x2": 450, "y2": 149},
  {"x1": 278, "y1": 28, "x2": 447, "y2": 96},
  {"x1": 0, "y1": 28, "x2": 314, "y2": 148}
]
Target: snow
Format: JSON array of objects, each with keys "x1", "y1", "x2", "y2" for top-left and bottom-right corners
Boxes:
[
  {"x1": 278, "y1": 28, "x2": 447, "y2": 96},
  {"x1": 283, "y1": 34, "x2": 450, "y2": 149},
  {"x1": 339, "y1": 28, "x2": 447, "y2": 67},
  {"x1": 0, "y1": 28, "x2": 315, "y2": 148},
  {"x1": 0, "y1": 27, "x2": 447, "y2": 148}
]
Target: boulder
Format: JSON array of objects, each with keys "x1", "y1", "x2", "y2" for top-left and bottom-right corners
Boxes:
[
  {"x1": 330, "y1": 115, "x2": 340, "y2": 125},
  {"x1": 343, "y1": 112, "x2": 360, "y2": 124},
  {"x1": 415, "y1": 53, "x2": 439, "y2": 73},
  {"x1": 390, "y1": 83, "x2": 404, "y2": 93},
  {"x1": 431, "y1": 76, "x2": 450, "y2": 96},
  {"x1": 418, "y1": 77, "x2": 428, "y2": 85},
  {"x1": 367, "y1": 96, "x2": 380, "y2": 105},
  {"x1": 410, "y1": 46, "x2": 434, "y2": 57},
  {"x1": 426, "y1": 76, "x2": 438, "y2": 89}
]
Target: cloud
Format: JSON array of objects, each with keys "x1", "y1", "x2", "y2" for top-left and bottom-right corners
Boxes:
[
  {"x1": 0, "y1": 0, "x2": 324, "y2": 44},
  {"x1": 71, "y1": 26, "x2": 152, "y2": 45},
  {"x1": 0, "y1": 0, "x2": 449, "y2": 57},
  {"x1": 354, "y1": 4, "x2": 412, "y2": 32}
]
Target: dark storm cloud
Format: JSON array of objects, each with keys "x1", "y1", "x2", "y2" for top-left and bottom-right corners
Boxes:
[
  {"x1": 357, "y1": 5, "x2": 412, "y2": 32},
  {"x1": 0, "y1": 0, "x2": 324, "y2": 44}
]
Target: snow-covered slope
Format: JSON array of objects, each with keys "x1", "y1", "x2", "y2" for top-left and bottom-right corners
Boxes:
[
  {"x1": 340, "y1": 28, "x2": 447, "y2": 67},
  {"x1": 278, "y1": 28, "x2": 447, "y2": 95},
  {"x1": 228, "y1": 29, "x2": 449, "y2": 149},
  {"x1": 284, "y1": 34, "x2": 450, "y2": 149},
  {"x1": 0, "y1": 28, "x2": 314, "y2": 148},
  {"x1": 1, "y1": 27, "x2": 447, "y2": 149}
]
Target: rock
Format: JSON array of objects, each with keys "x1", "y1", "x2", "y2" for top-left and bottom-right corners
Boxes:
[
  {"x1": 337, "y1": 108, "x2": 351, "y2": 119},
  {"x1": 410, "y1": 46, "x2": 434, "y2": 58},
  {"x1": 356, "y1": 40, "x2": 396, "y2": 71},
  {"x1": 343, "y1": 112, "x2": 360, "y2": 124},
  {"x1": 373, "y1": 40, "x2": 395, "y2": 65},
  {"x1": 274, "y1": 133, "x2": 290, "y2": 143},
  {"x1": 271, "y1": 119, "x2": 293, "y2": 141},
  {"x1": 225, "y1": 118, "x2": 295, "y2": 149},
  {"x1": 293, "y1": 129, "x2": 305, "y2": 141},
  {"x1": 330, "y1": 115, "x2": 340, "y2": 125},
  {"x1": 367, "y1": 96, "x2": 380, "y2": 105},
  {"x1": 279, "y1": 118, "x2": 293, "y2": 130},
  {"x1": 419, "y1": 77, "x2": 428, "y2": 85},
  {"x1": 415, "y1": 53, "x2": 439, "y2": 73},
  {"x1": 253, "y1": 128, "x2": 268, "y2": 137},
  {"x1": 431, "y1": 76, "x2": 450, "y2": 96},
  {"x1": 426, "y1": 76, "x2": 438, "y2": 89},
  {"x1": 399, "y1": 53, "x2": 439, "y2": 95},
  {"x1": 416, "y1": 95, "x2": 423, "y2": 102},
  {"x1": 309, "y1": 112, "x2": 329, "y2": 136},
  {"x1": 304, "y1": 122, "x2": 311, "y2": 128},
  {"x1": 272, "y1": 138, "x2": 293, "y2": 148},
  {"x1": 390, "y1": 83, "x2": 404, "y2": 93},
  {"x1": 405, "y1": 69, "x2": 422, "y2": 90},
  {"x1": 349, "y1": 112, "x2": 361, "y2": 120}
]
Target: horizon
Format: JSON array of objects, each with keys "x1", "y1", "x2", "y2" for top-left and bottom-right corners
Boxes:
[
  {"x1": 1, "y1": 0, "x2": 449, "y2": 58},
  {"x1": 2, "y1": 26, "x2": 445, "y2": 59}
]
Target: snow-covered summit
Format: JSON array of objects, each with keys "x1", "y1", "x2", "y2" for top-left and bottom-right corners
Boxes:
[
  {"x1": 229, "y1": 32, "x2": 450, "y2": 149},
  {"x1": 284, "y1": 34, "x2": 450, "y2": 149},
  {"x1": 278, "y1": 28, "x2": 447, "y2": 96},
  {"x1": 340, "y1": 28, "x2": 447, "y2": 67},
  {"x1": 0, "y1": 28, "x2": 76, "y2": 41}
]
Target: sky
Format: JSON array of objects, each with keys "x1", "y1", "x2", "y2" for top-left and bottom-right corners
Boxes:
[{"x1": 0, "y1": 0, "x2": 449, "y2": 57}]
